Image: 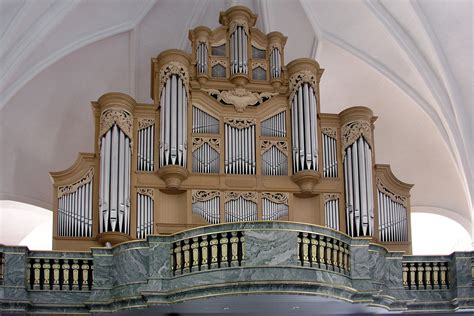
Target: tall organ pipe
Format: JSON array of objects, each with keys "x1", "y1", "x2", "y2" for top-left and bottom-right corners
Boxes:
[
  {"x1": 291, "y1": 83, "x2": 318, "y2": 173},
  {"x1": 343, "y1": 136, "x2": 374, "y2": 237},
  {"x1": 270, "y1": 48, "x2": 281, "y2": 79},
  {"x1": 99, "y1": 124, "x2": 131, "y2": 234},
  {"x1": 160, "y1": 74, "x2": 188, "y2": 168},
  {"x1": 230, "y1": 26, "x2": 248, "y2": 75},
  {"x1": 196, "y1": 42, "x2": 208, "y2": 75}
]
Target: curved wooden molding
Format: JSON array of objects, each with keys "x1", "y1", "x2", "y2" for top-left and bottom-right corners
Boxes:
[
  {"x1": 49, "y1": 153, "x2": 96, "y2": 187},
  {"x1": 375, "y1": 164, "x2": 413, "y2": 196}
]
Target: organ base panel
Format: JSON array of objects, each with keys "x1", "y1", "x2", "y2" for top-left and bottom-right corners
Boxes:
[{"x1": 49, "y1": 6, "x2": 413, "y2": 254}]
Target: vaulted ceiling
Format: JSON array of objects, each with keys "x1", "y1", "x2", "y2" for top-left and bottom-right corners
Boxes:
[{"x1": 0, "y1": 0, "x2": 472, "y2": 237}]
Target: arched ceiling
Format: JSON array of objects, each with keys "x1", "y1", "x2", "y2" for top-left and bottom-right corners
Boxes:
[{"x1": 0, "y1": 0, "x2": 472, "y2": 237}]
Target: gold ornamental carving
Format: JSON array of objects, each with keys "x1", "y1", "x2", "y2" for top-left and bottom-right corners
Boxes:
[
  {"x1": 376, "y1": 178, "x2": 407, "y2": 206},
  {"x1": 203, "y1": 88, "x2": 278, "y2": 112},
  {"x1": 225, "y1": 191, "x2": 257, "y2": 203},
  {"x1": 99, "y1": 108, "x2": 133, "y2": 140},
  {"x1": 138, "y1": 118, "x2": 155, "y2": 130},
  {"x1": 260, "y1": 140, "x2": 288, "y2": 155},
  {"x1": 224, "y1": 118, "x2": 256, "y2": 129},
  {"x1": 137, "y1": 188, "x2": 154, "y2": 199},
  {"x1": 210, "y1": 59, "x2": 227, "y2": 67},
  {"x1": 323, "y1": 193, "x2": 340, "y2": 203},
  {"x1": 262, "y1": 192, "x2": 288, "y2": 205},
  {"x1": 252, "y1": 61, "x2": 267, "y2": 70},
  {"x1": 229, "y1": 19, "x2": 249, "y2": 34},
  {"x1": 288, "y1": 70, "x2": 318, "y2": 101},
  {"x1": 322, "y1": 127, "x2": 337, "y2": 139},
  {"x1": 159, "y1": 61, "x2": 190, "y2": 95},
  {"x1": 192, "y1": 137, "x2": 220, "y2": 152},
  {"x1": 192, "y1": 190, "x2": 220, "y2": 202},
  {"x1": 341, "y1": 120, "x2": 372, "y2": 151},
  {"x1": 58, "y1": 168, "x2": 93, "y2": 198}
]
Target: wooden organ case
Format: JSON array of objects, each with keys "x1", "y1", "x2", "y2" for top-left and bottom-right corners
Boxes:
[{"x1": 50, "y1": 6, "x2": 413, "y2": 253}]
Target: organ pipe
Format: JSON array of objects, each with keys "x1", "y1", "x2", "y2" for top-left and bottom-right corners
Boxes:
[
  {"x1": 225, "y1": 120, "x2": 255, "y2": 175},
  {"x1": 377, "y1": 189, "x2": 408, "y2": 242},
  {"x1": 225, "y1": 195, "x2": 257, "y2": 222},
  {"x1": 291, "y1": 83, "x2": 318, "y2": 173},
  {"x1": 137, "y1": 190, "x2": 154, "y2": 239},
  {"x1": 324, "y1": 196, "x2": 340, "y2": 231},
  {"x1": 262, "y1": 193, "x2": 288, "y2": 220},
  {"x1": 192, "y1": 138, "x2": 220, "y2": 173},
  {"x1": 192, "y1": 106, "x2": 219, "y2": 134},
  {"x1": 230, "y1": 25, "x2": 248, "y2": 75},
  {"x1": 343, "y1": 136, "x2": 373, "y2": 237},
  {"x1": 192, "y1": 191, "x2": 220, "y2": 224},
  {"x1": 323, "y1": 133, "x2": 338, "y2": 177},
  {"x1": 160, "y1": 74, "x2": 188, "y2": 168},
  {"x1": 261, "y1": 111, "x2": 286, "y2": 137},
  {"x1": 269, "y1": 47, "x2": 281, "y2": 79},
  {"x1": 196, "y1": 42, "x2": 208, "y2": 75},
  {"x1": 137, "y1": 123, "x2": 154, "y2": 171}
]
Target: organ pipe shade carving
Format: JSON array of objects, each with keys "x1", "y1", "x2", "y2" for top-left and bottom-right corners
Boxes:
[
  {"x1": 192, "y1": 106, "x2": 219, "y2": 134},
  {"x1": 324, "y1": 194, "x2": 340, "y2": 231},
  {"x1": 196, "y1": 42, "x2": 208, "y2": 74},
  {"x1": 269, "y1": 47, "x2": 281, "y2": 79},
  {"x1": 378, "y1": 189, "x2": 408, "y2": 242},
  {"x1": 225, "y1": 192, "x2": 257, "y2": 222},
  {"x1": 343, "y1": 136, "x2": 374, "y2": 237},
  {"x1": 224, "y1": 119, "x2": 256, "y2": 175},
  {"x1": 192, "y1": 138, "x2": 220, "y2": 173},
  {"x1": 262, "y1": 193, "x2": 288, "y2": 220},
  {"x1": 99, "y1": 124, "x2": 131, "y2": 234},
  {"x1": 159, "y1": 74, "x2": 188, "y2": 167},
  {"x1": 261, "y1": 111, "x2": 286, "y2": 137},
  {"x1": 323, "y1": 132, "x2": 338, "y2": 177},
  {"x1": 230, "y1": 25, "x2": 248, "y2": 75},
  {"x1": 58, "y1": 169, "x2": 93, "y2": 237},
  {"x1": 261, "y1": 141, "x2": 288, "y2": 176},
  {"x1": 291, "y1": 82, "x2": 318, "y2": 173},
  {"x1": 137, "y1": 122, "x2": 154, "y2": 171},
  {"x1": 137, "y1": 189, "x2": 154, "y2": 239},
  {"x1": 192, "y1": 191, "x2": 220, "y2": 224}
]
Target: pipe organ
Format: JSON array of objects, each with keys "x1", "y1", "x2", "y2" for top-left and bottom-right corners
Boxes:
[{"x1": 50, "y1": 6, "x2": 413, "y2": 254}]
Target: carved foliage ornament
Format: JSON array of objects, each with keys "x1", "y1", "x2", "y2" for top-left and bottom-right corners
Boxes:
[
  {"x1": 288, "y1": 70, "x2": 318, "y2": 101},
  {"x1": 229, "y1": 19, "x2": 249, "y2": 34},
  {"x1": 159, "y1": 61, "x2": 190, "y2": 97},
  {"x1": 225, "y1": 191, "x2": 257, "y2": 203},
  {"x1": 376, "y1": 178, "x2": 407, "y2": 206},
  {"x1": 341, "y1": 120, "x2": 372, "y2": 151},
  {"x1": 58, "y1": 168, "x2": 93, "y2": 198},
  {"x1": 324, "y1": 193, "x2": 340, "y2": 204},
  {"x1": 262, "y1": 192, "x2": 288, "y2": 205},
  {"x1": 322, "y1": 127, "x2": 337, "y2": 139},
  {"x1": 100, "y1": 108, "x2": 133, "y2": 140},
  {"x1": 202, "y1": 88, "x2": 278, "y2": 112},
  {"x1": 252, "y1": 61, "x2": 267, "y2": 70},
  {"x1": 192, "y1": 137, "x2": 220, "y2": 152},
  {"x1": 138, "y1": 118, "x2": 155, "y2": 130},
  {"x1": 192, "y1": 190, "x2": 220, "y2": 202},
  {"x1": 210, "y1": 59, "x2": 227, "y2": 67},
  {"x1": 261, "y1": 140, "x2": 288, "y2": 155},
  {"x1": 137, "y1": 188, "x2": 154, "y2": 199},
  {"x1": 224, "y1": 118, "x2": 256, "y2": 129}
]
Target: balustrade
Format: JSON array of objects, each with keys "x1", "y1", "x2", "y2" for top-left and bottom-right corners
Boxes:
[{"x1": 402, "y1": 261, "x2": 449, "y2": 290}]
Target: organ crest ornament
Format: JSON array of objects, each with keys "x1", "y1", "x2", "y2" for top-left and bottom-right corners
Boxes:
[{"x1": 50, "y1": 5, "x2": 412, "y2": 255}]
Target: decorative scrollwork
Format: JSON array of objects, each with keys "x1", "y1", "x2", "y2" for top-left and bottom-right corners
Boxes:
[
  {"x1": 252, "y1": 61, "x2": 267, "y2": 70},
  {"x1": 324, "y1": 193, "x2": 340, "y2": 203},
  {"x1": 224, "y1": 118, "x2": 256, "y2": 129},
  {"x1": 159, "y1": 61, "x2": 190, "y2": 97},
  {"x1": 192, "y1": 190, "x2": 220, "y2": 202},
  {"x1": 260, "y1": 140, "x2": 288, "y2": 155},
  {"x1": 137, "y1": 188, "x2": 154, "y2": 199},
  {"x1": 288, "y1": 70, "x2": 318, "y2": 101},
  {"x1": 322, "y1": 127, "x2": 337, "y2": 139},
  {"x1": 58, "y1": 168, "x2": 93, "y2": 198},
  {"x1": 262, "y1": 192, "x2": 288, "y2": 205},
  {"x1": 192, "y1": 137, "x2": 220, "y2": 152},
  {"x1": 376, "y1": 178, "x2": 407, "y2": 206},
  {"x1": 138, "y1": 118, "x2": 155, "y2": 130},
  {"x1": 202, "y1": 88, "x2": 278, "y2": 112},
  {"x1": 229, "y1": 19, "x2": 249, "y2": 34},
  {"x1": 99, "y1": 109, "x2": 133, "y2": 139},
  {"x1": 210, "y1": 59, "x2": 227, "y2": 67},
  {"x1": 341, "y1": 120, "x2": 372, "y2": 151},
  {"x1": 225, "y1": 191, "x2": 257, "y2": 203}
]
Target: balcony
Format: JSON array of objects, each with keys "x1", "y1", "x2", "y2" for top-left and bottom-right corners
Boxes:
[{"x1": 1, "y1": 221, "x2": 473, "y2": 314}]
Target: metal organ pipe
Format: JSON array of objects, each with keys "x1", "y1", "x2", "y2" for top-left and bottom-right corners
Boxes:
[
  {"x1": 225, "y1": 122, "x2": 255, "y2": 175},
  {"x1": 137, "y1": 192, "x2": 153, "y2": 239},
  {"x1": 323, "y1": 134, "x2": 338, "y2": 178},
  {"x1": 160, "y1": 74, "x2": 188, "y2": 167},
  {"x1": 291, "y1": 83, "x2": 318, "y2": 173},
  {"x1": 230, "y1": 26, "x2": 248, "y2": 75},
  {"x1": 324, "y1": 198, "x2": 340, "y2": 231},
  {"x1": 377, "y1": 189, "x2": 407, "y2": 242},
  {"x1": 343, "y1": 136, "x2": 373, "y2": 237},
  {"x1": 196, "y1": 42, "x2": 208, "y2": 75},
  {"x1": 270, "y1": 48, "x2": 281, "y2": 79}
]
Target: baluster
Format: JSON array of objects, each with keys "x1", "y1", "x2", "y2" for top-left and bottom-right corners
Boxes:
[
  {"x1": 230, "y1": 232, "x2": 239, "y2": 267},
  {"x1": 174, "y1": 241, "x2": 182, "y2": 275},
  {"x1": 417, "y1": 263, "x2": 425, "y2": 290},
  {"x1": 182, "y1": 239, "x2": 191, "y2": 274},
  {"x1": 210, "y1": 234, "x2": 219, "y2": 269},
  {"x1": 72, "y1": 260, "x2": 80, "y2": 290},
  {"x1": 338, "y1": 241, "x2": 344, "y2": 272},
  {"x1": 409, "y1": 263, "x2": 416, "y2": 290},
  {"x1": 302, "y1": 233, "x2": 310, "y2": 267},
  {"x1": 42, "y1": 259, "x2": 51, "y2": 290},
  {"x1": 240, "y1": 232, "x2": 245, "y2": 263},
  {"x1": 325, "y1": 237, "x2": 333, "y2": 268},
  {"x1": 191, "y1": 237, "x2": 200, "y2": 272},
  {"x1": 425, "y1": 263, "x2": 432, "y2": 289},
  {"x1": 310, "y1": 234, "x2": 317, "y2": 267},
  {"x1": 297, "y1": 234, "x2": 302, "y2": 265},
  {"x1": 33, "y1": 259, "x2": 41, "y2": 290},
  {"x1": 333, "y1": 241, "x2": 339, "y2": 272},
  {"x1": 345, "y1": 244, "x2": 350, "y2": 273},
  {"x1": 319, "y1": 236, "x2": 326, "y2": 269},
  {"x1": 220, "y1": 233, "x2": 229, "y2": 268},
  {"x1": 402, "y1": 263, "x2": 409, "y2": 289},
  {"x1": 81, "y1": 261, "x2": 90, "y2": 290},
  {"x1": 52, "y1": 259, "x2": 61, "y2": 290},
  {"x1": 200, "y1": 236, "x2": 209, "y2": 270},
  {"x1": 26, "y1": 262, "x2": 31, "y2": 289},
  {"x1": 432, "y1": 263, "x2": 440, "y2": 289},
  {"x1": 440, "y1": 263, "x2": 448, "y2": 289},
  {"x1": 62, "y1": 261, "x2": 70, "y2": 290},
  {"x1": 170, "y1": 246, "x2": 175, "y2": 274}
]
